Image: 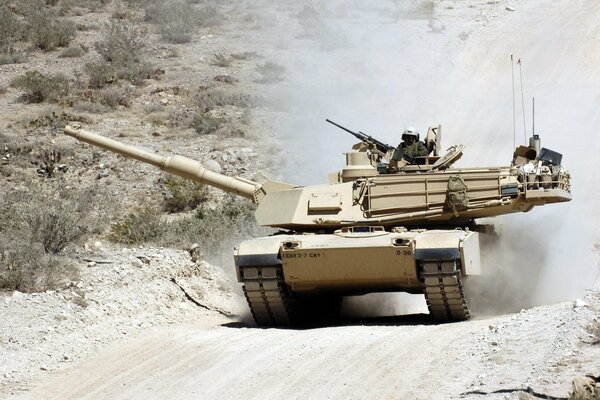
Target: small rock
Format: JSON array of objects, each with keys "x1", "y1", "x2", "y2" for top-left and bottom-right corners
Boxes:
[
  {"x1": 130, "y1": 257, "x2": 143, "y2": 268},
  {"x1": 92, "y1": 241, "x2": 103, "y2": 252},
  {"x1": 189, "y1": 243, "x2": 204, "y2": 263},
  {"x1": 87, "y1": 261, "x2": 97, "y2": 268},
  {"x1": 40, "y1": 366, "x2": 48, "y2": 371},
  {"x1": 97, "y1": 169, "x2": 110, "y2": 179},
  {"x1": 506, "y1": 6, "x2": 515, "y2": 11},
  {"x1": 574, "y1": 299, "x2": 588, "y2": 308},
  {"x1": 203, "y1": 159, "x2": 222, "y2": 174},
  {"x1": 136, "y1": 255, "x2": 151, "y2": 264}
]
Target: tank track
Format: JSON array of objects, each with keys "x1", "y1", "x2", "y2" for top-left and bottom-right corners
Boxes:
[
  {"x1": 241, "y1": 265, "x2": 342, "y2": 327},
  {"x1": 421, "y1": 260, "x2": 470, "y2": 322},
  {"x1": 241, "y1": 266, "x2": 291, "y2": 327}
]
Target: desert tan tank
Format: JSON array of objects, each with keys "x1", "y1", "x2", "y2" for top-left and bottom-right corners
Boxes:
[{"x1": 64, "y1": 123, "x2": 571, "y2": 326}]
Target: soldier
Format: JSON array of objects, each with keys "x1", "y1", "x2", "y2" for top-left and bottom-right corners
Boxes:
[{"x1": 389, "y1": 127, "x2": 429, "y2": 169}]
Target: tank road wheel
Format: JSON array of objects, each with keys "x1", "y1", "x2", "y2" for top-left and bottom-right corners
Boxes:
[
  {"x1": 241, "y1": 266, "x2": 342, "y2": 327},
  {"x1": 420, "y1": 260, "x2": 470, "y2": 323}
]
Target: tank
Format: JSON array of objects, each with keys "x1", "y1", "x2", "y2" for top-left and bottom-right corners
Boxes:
[{"x1": 63, "y1": 124, "x2": 571, "y2": 326}]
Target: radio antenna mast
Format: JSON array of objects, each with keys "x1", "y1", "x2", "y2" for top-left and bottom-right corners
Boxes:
[
  {"x1": 511, "y1": 55, "x2": 516, "y2": 149},
  {"x1": 532, "y1": 97, "x2": 535, "y2": 135},
  {"x1": 518, "y1": 58, "x2": 527, "y2": 142}
]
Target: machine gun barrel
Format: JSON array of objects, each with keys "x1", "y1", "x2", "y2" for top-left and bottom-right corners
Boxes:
[
  {"x1": 325, "y1": 118, "x2": 394, "y2": 154},
  {"x1": 64, "y1": 125, "x2": 261, "y2": 202}
]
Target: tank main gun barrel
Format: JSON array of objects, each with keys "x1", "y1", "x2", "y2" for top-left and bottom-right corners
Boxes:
[{"x1": 64, "y1": 125, "x2": 261, "y2": 202}]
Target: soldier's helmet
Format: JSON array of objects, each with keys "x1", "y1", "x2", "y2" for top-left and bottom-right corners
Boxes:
[{"x1": 402, "y1": 127, "x2": 419, "y2": 141}]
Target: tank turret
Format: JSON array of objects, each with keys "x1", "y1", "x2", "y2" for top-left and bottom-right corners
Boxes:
[{"x1": 64, "y1": 124, "x2": 571, "y2": 326}]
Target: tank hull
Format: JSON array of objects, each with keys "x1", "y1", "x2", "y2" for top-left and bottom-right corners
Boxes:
[{"x1": 235, "y1": 228, "x2": 480, "y2": 326}]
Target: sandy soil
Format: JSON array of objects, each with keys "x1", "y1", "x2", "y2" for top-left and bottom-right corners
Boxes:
[
  {"x1": 1, "y1": 0, "x2": 600, "y2": 399},
  {"x1": 8, "y1": 294, "x2": 600, "y2": 400}
]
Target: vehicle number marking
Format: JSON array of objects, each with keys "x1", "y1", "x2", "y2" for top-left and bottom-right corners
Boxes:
[{"x1": 283, "y1": 252, "x2": 321, "y2": 259}]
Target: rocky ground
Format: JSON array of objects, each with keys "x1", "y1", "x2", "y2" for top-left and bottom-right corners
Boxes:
[
  {"x1": 1, "y1": 0, "x2": 600, "y2": 399},
  {"x1": 0, "y1": 243, "x2": 242, "y2": 395}
]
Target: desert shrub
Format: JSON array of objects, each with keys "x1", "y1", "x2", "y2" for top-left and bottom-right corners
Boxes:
[
  {"x1": 26, "y1": 206, "x2": 85, "y2": 254},
  {"x1": 22, "y1": 0, "x2": 76, "y2": 51},
  {"x1": 0, "y1": 185, "x2": 105, "y2": 292},
  {"x1": 59, "y1": 44, "x2": 88, "y2": 58},
  {"x1": 0, "y1": 2, "x2": 21, "y2": 54},
  {"x1": 255, "y1": 61, "x2": 286, "y2": 83},
  {"x1": 158, "y1": 194, "x2": 265, "y2": 262},
  {"x1": 25, "y1": 189, "x2": 100, "y2": 254},
  {"x1": 231, "y1": 51, "x2": 256, "y2": 61},
  {"x1": 89, "y1": 86, "x2": 133, "y2": 108},
  {"x1": 148, "y1": 0, "x2": 198, "y2": 44},
  {"x1": 161, "y1": 176, "x2": 208, "y2": 212},
  {"x1": 0, "y1": 53, "x2": 26, "y2": 65},
  {"x1": 122, "y1": 0, "x2": 146, "y2": 7},
  {"x1": 74, "y1": 101, "x2": 110, "y2": 114},
  {"x1": 194, "y1": 3, "x2": 222, "y2": 28},
  {"x1": 86, "y1": 20, "x2": 153, "y2": 88},
  {"x1": 11, "y1": 70, "x2": 71, "y2": 103},
  {"x1": 0, "y1": 246, "x2": 79, "y2": 292},
  {"x1": 22, "y1": 109, "x2": 92, "y2": 135},
  {"x1": 587, "y1": 320, "x2": 600, "y2": 345},
  {"x1": 190, "y1": 112, "x2": 224, "y2": 135},
  {"x1": 109, "y1": 206, "x2": 164, "y2": 244},
  {"x1": 211, "y1": 53, "x2": 232, "y2": 67},
  {"x1": 145, "y1": 0, "x2": 222, "y2": 30},
  {"x1": 191, "y1": 86, "x2": 252, "y2": 112},
  {"x1": 111, "y1": 6, "x2": 134, "y2": 20}
]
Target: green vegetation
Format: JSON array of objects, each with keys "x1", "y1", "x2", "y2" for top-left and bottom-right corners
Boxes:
[
  {"x1": 11, "y1": 70, "x2": 71, "y2": 103},
  {"x1": 144, "y1": 0, "x2": 222, "y2": 43},
  {"x1": 0, "y1": 2, "x2": 21, "y2": 55},
  {"x1": 162, "y1": 176, "x2": 208, "y2": 212},
  {"x1": 22, "y1": 0, "x2": 75, "y2": 51},
  {"x1": 86, "y1": 20, "x2": 153, "y2": 88},
  {"x1": 0, "y1": 186, "x2": 104, "y2": 292},
  {"x1": 59, "y1": 44, "x2": 88, "y2": 58},
  {"x1": 107, "y1": 195, "x2": 264, "y2": 263},
  {"x1": 146, "y1": 0, "x2": 199, "y2": 44},
  {"x1": 109, "y1": 207, "x2": 164, "y2": 245},
  {"x1": 190, "y1": 112, "x2": 224, "y2": 135},
  {"x1": 160, "y1": 195, "x2": 263, "y2": 259},
  {"x1": 191, "y1": 86, "x2": 252, "y2": 113}
]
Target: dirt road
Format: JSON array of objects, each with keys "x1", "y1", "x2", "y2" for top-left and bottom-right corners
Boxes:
[{"x1": 13, "y1": 297, "x2": 599, "y2": 400}]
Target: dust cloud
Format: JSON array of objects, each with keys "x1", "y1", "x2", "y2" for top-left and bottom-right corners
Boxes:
[{"x1": 243, "y1": 0, "x2": 600, "y2": 317}]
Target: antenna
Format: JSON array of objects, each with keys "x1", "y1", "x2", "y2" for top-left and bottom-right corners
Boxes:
[
  {"x1": 518, "y1": 58, "x2": 527, "y2": 143},
  {"x1": 532, "y1": 97, "x2": 535, "y2": 135},
  {"x1": 511, "y1": 55, "x2": 516, "y2": 149}
]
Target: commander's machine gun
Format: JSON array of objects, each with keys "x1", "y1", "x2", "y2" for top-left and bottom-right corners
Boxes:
[{"x1": 325, "y1": 118, "x2": 445, "y2": 173}]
